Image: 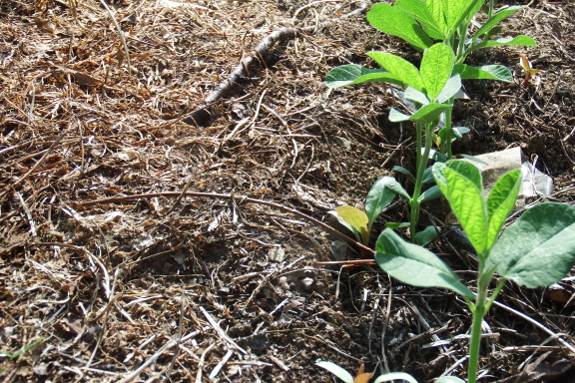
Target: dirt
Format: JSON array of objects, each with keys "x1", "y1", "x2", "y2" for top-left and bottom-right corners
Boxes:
[{"x1": 1, "y1": 0, "x2": 574, "y2": 382}]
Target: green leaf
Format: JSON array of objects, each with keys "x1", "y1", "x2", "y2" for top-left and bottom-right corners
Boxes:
[
  {"x1": 420, "y1": 43, "x2": 455, "y2": 101},
  {"x1": 376, "y1": 229, "x2": 475, "y2": 298},
  {"x1": 365, "y1": 176, "x2": 399, "y2": 230},
  {"x1": 419, "y1": 185, "x2": 442, "y2": 202},
  {"x1": 473, "y1": 6, "x2": 524, "y2": 41},
  {"x1": 444, "y1": 0, "x2": 481, "y2": 31},
  {"x1": 436, "y1": 74, "x2": 462, "y2": 104},
  {"x1": 436, "y1": 377, "x2": 466, "y2": 383},
  {"x1": 414, "y1": 225, "x2": 438, "y2": 245},
  {"x1": 465, "y1": 36, "x2": 537, "y2": 55},
  {"x1": 428, "y1": 148, "x2": 448, "y2": 162},
  {"x1": 488, "y1": 203, "x2": 575, "y2": 288},
  {"x1": 425, "y1": 0, "x2": 447, "y2": 35},
  {"x1": 368, "y1": 52, "x2": 424, "y2": 91},
  {"x1": 444, "y1": 0, "x2": 485, "y2": 31},
  {"x1": 453, "y1": 64, "x2": 512, "y2": 82},
  {"x1": 422, "y1": 166, "x2": 435, "y2": 184},
  {"x1": 434, "y1": 160, "x2": 488, "y2": 255},
  {"x1": 329, "y1": 209, "x2": 361, "y2": 243},
  {"x1": 373, "y1": 372, "x2": 420, "y2": 383},
  {"x1": 438, "y1": 126, "x2": 470, "y2": 143},
  {"x1": 404, "y1": 86, "x2": 430, "y2": 106},
  {"x1": 326, "y1": 65, "x2": 404, "y2": 88},
  {"x1": 389, "y1": 108, "x2": 411, "y2": 122},
  {"x1": 393, "y1": 165, "x2": 414, "y2": 181},
  {"x1": 335, "y1": 206, "x2": 369, "y2": 244},
  {"x1": 486, "y1": 169, "x2": 522, "y2": 249},
  {"x1": 385, "y1": 222, "x2": 411, "y2": 229},
  {"x1": 367, "y1": 3, "x2": 433, "y2": 51},
  {"x1": 381, "y1": 177, "x2": 411, "y2": 200},
  {"x1": 395, "y1": 0, "x2": 445, "y2": 39},
  {"x1": 410, "y1": 103, "x2": 451, "y2": 125},
  {"x1": 316, "y1": 361, "x2": 354, "y2": 383}
]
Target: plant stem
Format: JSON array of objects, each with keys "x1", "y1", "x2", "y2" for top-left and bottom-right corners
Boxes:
[
  {"x1": 409, "y1": 123, "x2": 433, "y2": 242},
  {"x1": 467, "y1": 258, "x2": 489, "y2": 383},
  {"x1": 488, "y1": 0, "x2": 494, "y2": 19},
  {"x1": 416, "y1": 122, "x2": 422, "y2": 174},
  {"x1": 443, "y1": 100, "x2": 454, "y2": 159}
]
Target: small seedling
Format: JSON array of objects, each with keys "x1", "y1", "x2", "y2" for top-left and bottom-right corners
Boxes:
[
  {"x1": 0, "y1": 338, "x2": 45, "y2": 360},
  {"x1": 329, "y1": 175, "x2": 401, "y2": 248},
  {"x1": 519, "y1": 54, "x2": 542, "y2": 88},
  {"x1": 374, "y1": 160, "x2": 575, "y2": 383}
]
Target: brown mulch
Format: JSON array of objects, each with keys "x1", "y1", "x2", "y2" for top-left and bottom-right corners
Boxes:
[{"x1": 1, "y1": 0, "x2": 574, "y2": 382}]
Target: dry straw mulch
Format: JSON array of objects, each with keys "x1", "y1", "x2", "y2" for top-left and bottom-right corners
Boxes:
[{"x1": 1, "y1": 0, "x2": 575, "y2": 382}]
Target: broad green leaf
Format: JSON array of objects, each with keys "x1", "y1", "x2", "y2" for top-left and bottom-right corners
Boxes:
[
  {"x1": 365, "y1": 176, "x2": 399, "y2": 230},
  {"x1": 385, "y1": 222, "x2": 411, "y2": 229},
  {"x1": 438, "y1": 126, "x2": 470, "y2": 143},
  {"x1": 422, "y1": 167, "x2": 435, "y2": 184},
  {"x1": 316, "y1": 361, "x2": 354, "y2": 383},
  {"x1": 409, "y1": 103, "x2": 451, "y2": 125},
  {"x1": 434, "y1": 160, "x2": 488, "y2": 254},
  {"x1": 404, "y1": 86, "x2": 429, "y2": 106},
  {"x1": 453, "y1": 64, "x2": 512, "y2": 82},
  {"x1": 368, "y1": 52, "x2": 423, "y2": 91},
  {"x1": 396, "y1": 0, "x2": 445, "y2": 39},
  {"x1": 425, "y1": 0, "x2": 447, "y2": 35},
  {"x1": 389, "y1": 108, "x2": 411, "y2": 122},
  {"x1": 373, "y1": 372, "x2": 420, "y2": 383},
  {"x1": 414, "y1": 225, "x2": 438, "y2": 245},
  {"x1": 486, "y1": 169, "x2": 522, "y2": 249},
  {"x1": 428, "y1": 148, "x2": 448, "y2": 162},
  {"x1": 465, "y1": 36, "x2": 537, "y2": 55},
  {"x1": 420, "y1": 43, "x2": 454, "y2": 101},
  {"x1": 381, "y1": 177, "x2": 411, "y2": 200},
  {"x1": 335, "y1": 206, "x2": 369, "y2": 244},
  {"x1": 418, "y1": 185, "x2": 442, "y2": 202},
  {"x1": 436, "y1": 74, "x2": 461, "y2": 104},
  {"x1": 473, "y1": 6, "x2": 524, "y2": 41},
  {"x1": 445, "y1": 0, "x2": 483, "y2": 32},
  {"x1": 367, "y1": 3, "x2": 433, "y2": 51},
  {"x1": 328, "y1": 210, "x2": 361, "y2": 243},
  {"x1": 393, "y1": 165, "x2": 414, "y2": 181},
  {"x1": 376, "y1": 229, "x2": 475, "y2": 298},
  {"x1": 326, "y1": 65, "x2": 404, "y2": 88},
  {"x1": 489, "y1": 203, "x2": 575, "y2": 288},
  {"x1": 436, "y1": 377, "x2": 466, "y2": 383}
]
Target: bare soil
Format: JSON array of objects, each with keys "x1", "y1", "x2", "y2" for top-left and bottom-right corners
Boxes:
[{"x1": 1, "y1": 0, "x2": 574, "y2": 382}]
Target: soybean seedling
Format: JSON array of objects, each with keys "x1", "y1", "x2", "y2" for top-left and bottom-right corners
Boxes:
[
  {"x1": 374, "y1": 160, "x2": 575, "y2": 383},
  {"x1": 519, "y1": 54, "x2": 542, "y2": 88},
  {"x1": 329, "y1": 42, "x2": 461, "y2": 241},
  {"x1": 329, "y1": 175, "x2": 399, "y2": 250}
]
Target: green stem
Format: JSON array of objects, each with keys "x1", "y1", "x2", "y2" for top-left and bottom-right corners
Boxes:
[
  {"x1": 443, "y1": 99, "x2": 454, "y2": 159},
  {"x1": 488, "y1": 0, "x2": 494, "y2": 19},
  {"x1": 410, "y1": 123, "x2": 433, "y2": 242},
  {"x1": 416, "y1": 122, "x2": 422, "y2": 175},
  {"x1": 467, "y1": 258, "x2": 490, "y2": 383}
]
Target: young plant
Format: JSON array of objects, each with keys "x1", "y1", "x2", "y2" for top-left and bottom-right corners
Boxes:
[
  {"x1": 329, "y1": 175, "x2": 399, "y2": 248},
  {"x1": 329, "y1": 42, "x2": 461, "y2": 241},
  {"x1": 519, "y1": 54, "x2": 542, "y2": 88},
  {"x1": 326, "y1": 0, "x2": 535, "y2": 239},
  {"x1": 374, "y1": 160, "x2": 575, "y2": 383}
]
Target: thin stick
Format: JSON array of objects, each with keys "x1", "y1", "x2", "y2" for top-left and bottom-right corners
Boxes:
[
  {"x1": 16, "y1": 192, "x2": 37, "y2": 237},
  {"x1": 96, "y1": 0, "x2": 132, "y2": 75},
  {"x1": 199, "y1": 306, "x2": 247, "y2": 355}
]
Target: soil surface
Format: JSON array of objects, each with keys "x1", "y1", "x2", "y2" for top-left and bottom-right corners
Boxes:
[{"x1": 1, "y1": 0, "x2": 574, "y2": 382}]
